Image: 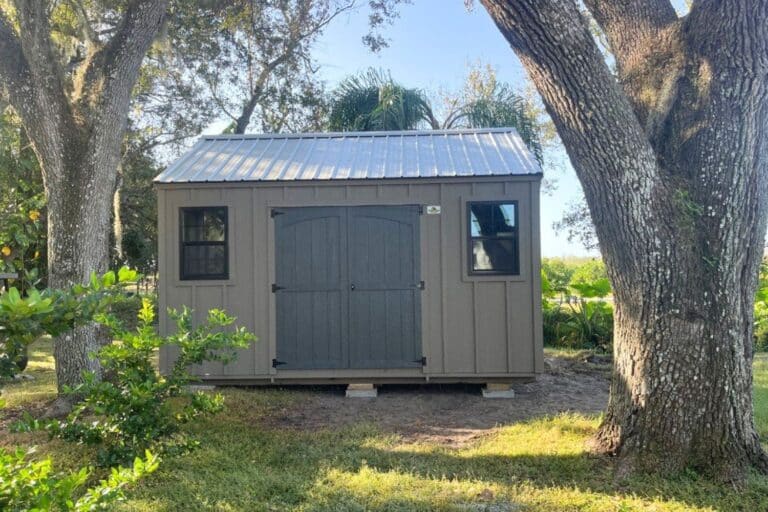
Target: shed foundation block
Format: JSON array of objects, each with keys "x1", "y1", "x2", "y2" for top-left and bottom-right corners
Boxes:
[
  {"x1": 346, "y1": 383, "x2": 377, "y2": 398},
  {"x1": 482, "y1": 383, "x2": 515, "y2": 399}
]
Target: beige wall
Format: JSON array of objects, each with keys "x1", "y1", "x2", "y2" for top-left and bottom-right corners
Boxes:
[{"x1": 158, "y1": 176, "x2": 543, "y2": 382}]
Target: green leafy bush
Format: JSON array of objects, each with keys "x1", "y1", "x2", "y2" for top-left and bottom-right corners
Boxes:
[
  {"x1": 25, "y1": 299, "x2": 255, "y2": 466},
  {"x1": 543, "y1": 277, "x2": 613, "y2": 351},
  {"x1": 0, "y1": 447, "x2": 158, "y2": 512},
  {"x1": 569, "y1": 259, "x2": 608, "y2": 286},
  {"x1": 0, "y1": 267, "x2": 140, "y2": 380},
  {"x1": 541, "y1": 258, "x2": 574, "y2": 297},
  {"x1": 754, "y1": 261, "x2": 768, "y2": 352}
]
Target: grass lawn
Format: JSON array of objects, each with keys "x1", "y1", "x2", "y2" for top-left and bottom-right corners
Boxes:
[{"x1": 2, "y1": 340, "x2": 768, "y2": 512}]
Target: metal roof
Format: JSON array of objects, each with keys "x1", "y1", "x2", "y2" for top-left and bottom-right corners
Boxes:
[{"x1": 154, "y1": 128, "x2": 542, "y2": 184}]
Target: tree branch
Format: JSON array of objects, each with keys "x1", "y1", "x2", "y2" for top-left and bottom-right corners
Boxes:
[
  {"x1": 78, "y1": 0, "x2": 168, "y2": 122},
  {"x1": 479, "y1": 0, "x2": 668, "y2": 278},
  {"x1": 582, "y1": 0, "x2": 681, "y2": 130},
  {"x1": 4, "y1": 2, "x2": 76, "y2": 183},
  {"x1": 0, "y1": 10, "x2": 33, "y2": 111},
  {"x1": 584, "y1": 0, "x2": 677, "y2": 70}
]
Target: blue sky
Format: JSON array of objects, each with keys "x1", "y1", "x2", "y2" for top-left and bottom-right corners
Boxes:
[
  {"x1": 312, "y1": 0, "x2": 594, "y2": 258},
  {"x1": 202, "y1": 1, "x2": 596, "y2": 257}
]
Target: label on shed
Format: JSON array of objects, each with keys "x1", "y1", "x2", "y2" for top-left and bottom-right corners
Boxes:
[{"x1": 425, "y1": 205, "x2": 441, "y2": 215}]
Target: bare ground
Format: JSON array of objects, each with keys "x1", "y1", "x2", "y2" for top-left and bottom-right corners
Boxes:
[{"x1": 256, "y1": 354, "x2": 610, "y2": 446}]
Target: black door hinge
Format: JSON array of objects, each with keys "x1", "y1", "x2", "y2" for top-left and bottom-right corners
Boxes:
[
  {"x1": 272, "y1": 358, "x2": 287, "y2": 368},
  {"x1": 272, "y1": 284, "x2": 285, "y2": 292},
  {"x1": 414, "y1": 356, "x2": 426, "y2": 366},
  {"x1": 418, "y1": 205, "x2": 424, "y2": 215},
  {"x1": 271, "y1": 209, "x2": 284, "y2": 218}
]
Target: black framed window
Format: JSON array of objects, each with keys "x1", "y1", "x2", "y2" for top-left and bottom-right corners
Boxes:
[
  {"x1": 180, "y1": 207, "x2": 228, "y2": 280},
  {"x1": 468, "y1": 201, "x2": 519, "y2": 275}
]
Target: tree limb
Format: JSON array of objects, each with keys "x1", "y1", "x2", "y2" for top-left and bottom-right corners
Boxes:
[
  {"x1": 479, "y1": 0, "x2": 667, "y2": 279},
  {"x1": 78, "y1": 0, "x2": 168, "y2": 122},
  {"x1": 582, "y1": 0, "x2": 681, "y2": 130},
  {"x1": 0, "y1": 10, "x2": 33, "y2": 111},
  {"x1": 583, "y1": 0, "x2": 678, "y2": 71}
]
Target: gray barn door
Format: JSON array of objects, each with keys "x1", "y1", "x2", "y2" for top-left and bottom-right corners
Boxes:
[
  {"x1": 274, "y1": 207, "x2": 348, "y2": 369},
  {"x1": 274, "y1": 205, "x2": 422, "y2": 370},
  {"x1": 348, "y1": 206, "x2": 422, "y2": 368}
]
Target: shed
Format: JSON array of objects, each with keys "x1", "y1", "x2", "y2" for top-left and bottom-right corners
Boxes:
[{"x1": 155, "y1": 128, "x2": 543, "y2": 386}]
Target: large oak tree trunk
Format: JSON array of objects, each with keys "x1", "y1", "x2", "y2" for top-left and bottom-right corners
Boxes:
[
  {"x1": 45, "y1": 141, "x2": 118, "y2": 392},
  {"x1": 480, "y1": 0, "x2": 768, "y2": 480},
  {"x1": 0, "y1": 0, "x2": 169, "y2": 396}
]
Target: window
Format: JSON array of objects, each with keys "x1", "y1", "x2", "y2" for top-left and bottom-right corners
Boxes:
[
  {"x1": 467, "y1": 201, "x2": 519, "y2": 275},
  {"x1": 180, "y1": 207, "x2": 228, "y2": 280}
]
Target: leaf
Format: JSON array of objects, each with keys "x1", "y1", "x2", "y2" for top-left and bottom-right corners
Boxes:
[{"x1": 102, "y1": 271, "x2": 116, "y2": 287}]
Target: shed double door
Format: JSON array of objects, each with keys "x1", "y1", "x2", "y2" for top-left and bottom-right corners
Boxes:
[{"x1": 274, "y1": 205, "x2": 422, "y2": 370}]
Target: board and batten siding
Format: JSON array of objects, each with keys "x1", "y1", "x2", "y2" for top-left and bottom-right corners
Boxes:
[{"x1": 157, "y1": 176, "x2": 543, "y2": 382}]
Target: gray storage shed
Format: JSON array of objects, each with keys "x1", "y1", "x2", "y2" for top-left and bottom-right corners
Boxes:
[{"x1": 155, "y1": 128, "x2": 543, "y2": 385}]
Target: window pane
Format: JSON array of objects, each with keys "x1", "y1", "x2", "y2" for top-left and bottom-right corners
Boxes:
[
  {"x1": 470, "y1": 203, "x2": 516, "y2": 237},
  {"x1": 182, "y1": 208, "x2": 226, "y2": 242},
  {"x1": 182, "y1": 209, "x2": 205, "y2": 242},
  {"x1": 472, "y1": 238, "x2": 518, "y2": 272},
  {"x1": 182, "y1": 244, "x2": 226, "y2": 277},
  {"x1": 204, "y1": 245, "x2": 226, "y2": 275},
  {"x1": 204, "y1": 209, "x2": 226, "y2": 241}
]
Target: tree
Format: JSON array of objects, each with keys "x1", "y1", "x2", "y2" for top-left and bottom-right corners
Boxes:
[
  {"x1": 329, "y1": 69, "x2": 435, "y2": 131},
  {"x1": 169, "y1": 0, "x2": 354, "y2": 135},
  {"x1": 0, "y1": 1, "x2": 169, "y2": 395},
  {"x1": 328, "y1": 67, "x2": 545, "y2": 167},
  {"x1": 438, "y1": 63, "x2": 545, "y2": 163},
  {"x1": 0, "y1": 109, "x2": 46, "y2": 291},
  {"x1": 478, "y1": 0, "x2": 768, "y2": 480}
]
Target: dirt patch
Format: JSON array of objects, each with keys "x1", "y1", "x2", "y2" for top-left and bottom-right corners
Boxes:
[{"x1": 254, "y1": 355, "x2": 610, "y2": 446}]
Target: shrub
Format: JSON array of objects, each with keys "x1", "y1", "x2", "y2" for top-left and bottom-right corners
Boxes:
[
  {"x1": 22, "y1": 299, "x2": 256, "y2": 466},
  {"x1": 541, "y1": 258, "x2": 575, "y2": 296},
  {"x1": 754, "y1": 261, "x2": 768, "y2": 352},
  {"x1": 0, "y1": 448, "x2": 158, "y2": 512},
  {"x1": 543, "y1": 276, "x2": 613, "y2": 351},
  {"x1": 569, "y1": 258, "x2": 608, "y2": 286},
  {"x1": 0, "y1": 267, "x2": 140, "y2": 380}
]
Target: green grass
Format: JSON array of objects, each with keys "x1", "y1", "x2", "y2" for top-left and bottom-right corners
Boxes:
[{"x1": 3, "y1": 340, "x2": 768, "y2": 511}]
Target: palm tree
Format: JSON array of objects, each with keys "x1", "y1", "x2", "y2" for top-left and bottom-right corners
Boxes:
[
  {"x1": 328, "y1": 69, "x2": 438, "y2": 132},
  {"x1": 444, "y1": 82, "x2": 543, "y2": 164},
  {"x1": 328, "y1": 68, "x2": 543, "y2": 165}
]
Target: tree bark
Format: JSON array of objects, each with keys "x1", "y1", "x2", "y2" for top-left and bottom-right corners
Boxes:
[
  {"x1": 480, "y1": 0, "x2": 768, "y2": 480},
  {"x1": 0, "y1": 0, "x2": 169, "y2": 394}
]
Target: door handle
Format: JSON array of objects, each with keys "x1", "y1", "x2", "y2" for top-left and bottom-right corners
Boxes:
[{"x1": 350, "y1": 283, "x2": 356, "y2": 291}]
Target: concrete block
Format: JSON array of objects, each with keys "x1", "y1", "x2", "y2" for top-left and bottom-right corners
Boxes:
[
  {"x1": 482, "y1": 384, "x2": 515, "y2": 399},
  {"x1": 186, "y1": 384, "x2": 217, "y2": 392},
  {"x1": 346, "y1": 383, "x2": 377, "y2": 398}
]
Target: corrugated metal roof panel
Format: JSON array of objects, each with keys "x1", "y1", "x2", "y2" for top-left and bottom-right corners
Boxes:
[{"x1": 154, "y1": 128, "x2": 542, "y2": 183}]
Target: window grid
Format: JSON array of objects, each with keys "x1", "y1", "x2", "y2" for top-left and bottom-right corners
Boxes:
[
  {"x1": 179, "y1": 207, "x2": 229, "y2": 280},
  {"x1": 467, "y1": 201, "x2": 520, "y2": 276}
]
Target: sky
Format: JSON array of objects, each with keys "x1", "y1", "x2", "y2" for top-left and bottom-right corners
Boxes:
[
  {"x1": 314, "y1": 0, "x2": 594, "y2": 258},
  {"x1": 209, "y1": 0, "x2": 598, "y2": 258}
]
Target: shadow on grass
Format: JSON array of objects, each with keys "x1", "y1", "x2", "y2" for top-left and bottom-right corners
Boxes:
[{"x1": 116, "y1": 414, "x2": 768, "y2": 512}]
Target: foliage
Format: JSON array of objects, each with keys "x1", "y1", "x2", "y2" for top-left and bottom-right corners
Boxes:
[
  {"x1": 553, "y1": 199, "x2": 599, "y2": 252},
  {"x1": 329, "y1": 69, "x2": 435, "y2": 132},
  {"x1": 4, "y1": 341, "x2": 768, "y2": 510},
  {"x1": 158, "y1": 0, "x2": 351, "y2": 135},
  {"x1": 0, "y1": 448, "x2": 158, "y2": 512},
  {"x1": 111, "y1": 136, "x2": 160, "y2": 276},
  {"x1": 541, "y1": 258, "x2": 575, "y2": 296},
  {"x1": 543, "y1": 272, "x2": 613, "y2": 351},
  {"x1": 441, "y1": 63, "x2": 544, "y2": 164},
  {"x1": 0, "y1": 267, "x2": 140, "y2": 380},
  {"x1": 22, "y1": 300, "x2": 255, "y2": 467},
  {"x1": 569, "y1": 258, "x2": 608, "y2": 285},
  {"x1": 754, "y1": 260, "x2": 768, "y2": 352},
  {"x1": 0, "y1": 109, "x2": 45, "y2": 290}
]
